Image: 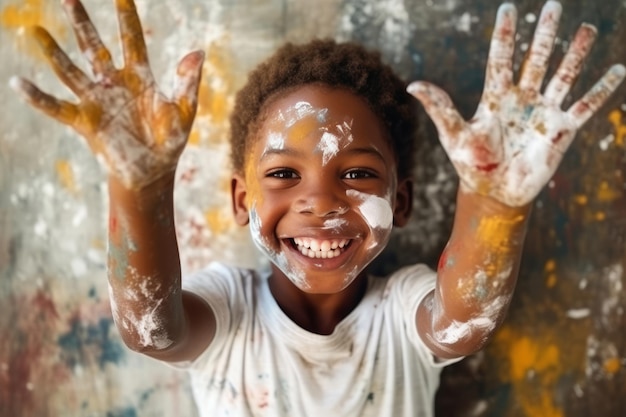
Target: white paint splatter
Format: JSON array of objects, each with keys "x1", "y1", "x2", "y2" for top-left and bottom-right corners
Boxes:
[
  {"x1": 346, "y1": 190, "x2": 393, "y2": 230},
  {"x1": 316, "y1": 131, "x2": 340, "y2": 165},
  {"x1": 248, "y1": 206, "x2": 308, "y2": 290},
  {"x1": 433, "y1": 294, "x2": 509, "y2": 345},
  {"x1": 323, "y1": 218, "x2": 348, "y2": 230},
  {"x1": 566, "y1": 308, "x2": 591, "y2": 319}
]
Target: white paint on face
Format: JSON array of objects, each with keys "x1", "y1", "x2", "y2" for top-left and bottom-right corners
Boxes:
[
  {"x1": 265, "y1": 131, "x2": 286, "y2": 153},
  {"x1": 248, "y1": 206, "x2": 308, "y2": 290},
  {"x1": 346, "y1": 189, "x2": 393, "y2": 230},
  {"x1": 323, "y1": 218, "x2": 347, "y2": 230},
  {"x1": 316, "y1": 131, "x2": 340, "y2": 165},
  {"x1": 269, "y1": 101, "x2": 357, "y2": 167}
]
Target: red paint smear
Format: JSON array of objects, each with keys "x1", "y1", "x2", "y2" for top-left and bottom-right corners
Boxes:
[
  {"x1": 551, "y1": 130, "x2": 565, "y2": 144},
  {"x1": 109, "y1": 214, "x2": 118, "y2": 234},
  {"x1": 438, "y1": 249, "x2": 448, "y2": 271},
  {"x1": 472, "y1": 143, "x2": 499, "y2": 173},
  {"x1": 476, "y1": 162, "x2": 500, "y2": 172},
  {"x1": 32, "y1": 290, "x2": 60, "y2": 321},
  {"x1": 0, "y1": 291, "x2": 70, "y2": 417}
]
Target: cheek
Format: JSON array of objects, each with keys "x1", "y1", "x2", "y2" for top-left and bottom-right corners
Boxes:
[{"x1": 348, "y1": 190, "x2": 394, "y2": 248}]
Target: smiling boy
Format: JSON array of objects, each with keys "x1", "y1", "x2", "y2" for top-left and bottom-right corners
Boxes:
[{"x1": 11, "y1": 0, "x2": 625, "y2": 416}]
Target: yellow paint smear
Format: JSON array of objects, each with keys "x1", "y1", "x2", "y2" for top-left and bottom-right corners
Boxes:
[
  {"x1": 197, "y1": 44, "x2": 233, "y2": 125},
  {"x1": 596, "y1": 181, "x2": 621, "y2": 203},
  {"x1": 476, "y1": 214, "x2": 525, "y2": 249},
  {"x1": 603, "y1": 357, "x2": 621, "y2": 375},
  {"x1": 608, "y1": 110, "x2": 626, "y2": 147},
  {"x1": 544, "y1": 259, "x2": 556, "y2": 273},
  {"x1": 544, "y1": 259, "x2": 557, "y2": 288},
  {"x1": 287, "y1": 117, "x2": 319, "y2": 143},
  {"x1": 55, "y1": 160, "x2": 76, "y2": 193},
  {"x1": 493, "y1": 326, "x2": 568, "y2": 417},
  {"x1": 204, "y1": 208, "x2": 232, "y2": 235},
  {"x1": 573, "y1": 194, "x2": 588, "y2": 205},
  {"x1": 1, "y1": 0, "x2": 67, "y2": 57}
]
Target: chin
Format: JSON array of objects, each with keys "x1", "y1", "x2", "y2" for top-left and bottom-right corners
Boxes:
[{"x1": 280, "y1": 265, "x2": 363, "y2": 294}]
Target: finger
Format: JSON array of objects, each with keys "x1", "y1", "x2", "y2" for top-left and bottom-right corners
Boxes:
[
  {"x1": 566, "y1": 64, "x2": 626, "y2": 128},
  {"x1": 10, "y1": 76, "x2": 80, "y2": 126},
  {"x1": 32, "y1": 26, "x2": 92, "y2": 95},
  {"x1": 483, "y1": 3, "x2": 517, "y2": 95},
  {"x1": 518, "y1": 0, "x2": 562, "y2": 92},
  {"x1": 115, "y1": 0, "x2": 150, "y2": 68},
  {"x1": 173, "y1": 51, "x2": 205, "y2": 127},
  {"x1": 544, "y1": 24, "x2": 597, "y2": 105},
  {"x1": 62, "y1": 0, "x2": 115, "y2": 75},
  {"x1": 407, "y1": 81, "x2": 467, "y2": 150}
]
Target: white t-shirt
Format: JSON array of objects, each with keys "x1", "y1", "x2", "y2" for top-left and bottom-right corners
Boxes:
[{"x1": 179, "y1": 262, "x2": 460, "y2": 417}]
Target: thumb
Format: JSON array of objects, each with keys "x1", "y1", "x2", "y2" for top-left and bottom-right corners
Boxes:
[
  {"x1": 407, "y1": 81, "x2": 466, "y2": 145},
  {"x1": 173, "y1": 50, "x2": 205, "y2": 127}
]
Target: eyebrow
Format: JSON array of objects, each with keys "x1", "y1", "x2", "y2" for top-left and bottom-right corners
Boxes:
[{"x1": 260, "y1": 145, "x2": 386, "y2": 163}]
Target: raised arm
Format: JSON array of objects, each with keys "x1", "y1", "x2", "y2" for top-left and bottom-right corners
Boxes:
[
  {"x1": 408, "y1": 0, "x2": 625, "y2": 358},
  {"x1": 11, "y1": 0, "x2": 214, "y2": 362}
]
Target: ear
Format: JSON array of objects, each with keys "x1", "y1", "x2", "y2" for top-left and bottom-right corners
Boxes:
[
  {"x1": 393, "y1": 177, "x2": 413, "y2": 227},
  {"x1": 231, "y1": 173, "x2": 250, "y2": 226}
]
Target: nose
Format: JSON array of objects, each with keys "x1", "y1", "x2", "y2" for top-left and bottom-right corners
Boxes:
[{"x1": 293, "y1": 179, "x2": 348, "y2": 218}]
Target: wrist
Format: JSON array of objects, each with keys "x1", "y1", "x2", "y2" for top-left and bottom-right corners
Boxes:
[
  {"x1": 458, "y1": 181, "x2": 532, "y2": 218},
  {"x1": 108, "y1": 172, "x2": 176, "y2": 209}
]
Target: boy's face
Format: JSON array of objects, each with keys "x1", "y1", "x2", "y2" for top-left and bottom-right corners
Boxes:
[{"x1": 232, "y1": 84, "x2": 412, "y2": 294}]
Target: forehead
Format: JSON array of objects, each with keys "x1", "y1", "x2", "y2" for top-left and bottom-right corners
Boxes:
[{"x1": 254, "y1": 84, "x2": 391, "y2": 149}]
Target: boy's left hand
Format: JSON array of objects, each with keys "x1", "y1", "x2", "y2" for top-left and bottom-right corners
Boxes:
[{"x1": 408, "y1": 0, "x2": 625, "y2": 207}]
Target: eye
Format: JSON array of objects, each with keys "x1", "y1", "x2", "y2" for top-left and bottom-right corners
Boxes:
[
  {"x1": 267, "y1": 169, "x2": 300, "y2": 179},
  {"x1": 343, "y1": 169, "x2": 377, "y2": 180}
]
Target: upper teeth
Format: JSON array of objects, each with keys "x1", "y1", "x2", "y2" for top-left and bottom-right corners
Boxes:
[{"x1": 293, "y1": 238, "x2": 348, "y2": 259}]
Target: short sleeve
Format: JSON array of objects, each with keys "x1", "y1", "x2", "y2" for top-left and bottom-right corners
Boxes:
[{"x1": 177, "y1": 262, "x2": 248, "y2": 369}]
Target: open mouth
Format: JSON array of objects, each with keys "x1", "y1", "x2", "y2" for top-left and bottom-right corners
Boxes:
[{"x1": 291, "y1": 237, "x2": 351, "y2": 259}]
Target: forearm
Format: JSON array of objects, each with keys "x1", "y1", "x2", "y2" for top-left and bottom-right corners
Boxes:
[
  {"x1": 107, "y1": 174, "x2": 186, "y2": 354},
  {"x1": 418, "y1": 183, "x2": 530, "y2": 357}
]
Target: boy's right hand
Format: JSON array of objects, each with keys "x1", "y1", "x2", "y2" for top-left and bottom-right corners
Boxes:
[
  {"x1": 407, "y1": 1, "x2": 624, "y2": 208},
  {"x1": 11, "y1": 0, "x2": 204, "y2": 189}
]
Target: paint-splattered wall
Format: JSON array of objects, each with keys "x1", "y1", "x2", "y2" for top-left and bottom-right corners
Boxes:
[{"x1": 1, "y1": 0, "x2": 624, "y2": 416}]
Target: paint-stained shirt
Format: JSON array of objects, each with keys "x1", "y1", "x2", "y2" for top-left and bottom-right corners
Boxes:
[{"x1": 178, "y1": 262, "x2": 460, "y2": 417}]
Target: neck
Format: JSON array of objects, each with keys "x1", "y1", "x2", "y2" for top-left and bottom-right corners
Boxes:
[{"x1": 268, "y1": 268, "x2": 368, "y2": 335}]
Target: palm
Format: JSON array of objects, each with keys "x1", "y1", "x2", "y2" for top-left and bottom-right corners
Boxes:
[
  {"x1": 452, "y1": 88, "x2": 576, "y2": 206},
  {"x1": 12, "y1": 0, "x2": 203, "y2": 189},
  {"x1": 408, "y1": 1, "x2": 625, "y2": 207}
]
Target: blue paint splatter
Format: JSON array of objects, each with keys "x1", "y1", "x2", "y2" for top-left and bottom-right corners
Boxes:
[
  {"x1": 57, "y1": 317, "x2": 125, "y2": 370},
  {"x1": 106, "y1": 407, "x2": 138, "y2": 417}
]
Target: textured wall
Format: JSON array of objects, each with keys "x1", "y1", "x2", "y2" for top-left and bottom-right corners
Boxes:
[{"x1": 1, "y1": 0, "x2": 625, "y2": 416}]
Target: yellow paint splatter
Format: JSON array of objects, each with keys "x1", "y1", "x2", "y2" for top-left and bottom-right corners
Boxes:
[
  {"x1": 1, "y1": 0, "x2": 67, "y2": 57},
  {"x1": 55, "y1": 160, "x2": 76, "y2": 193},
  {"x1": 204, "y1": 208, "x2": 232, "y2": 235},
  {"x1": 193, "y1": 43, "x2": 235, "y2": 144},
  {"x1": 476, "y1": 214, "x2": 526, "y2": 248},
  {"x1": 546, "y1": 274, "x2": 557, "y2": 288},
  {"x1": 608, "y1": 110, "x2": 626, "y2": 147},
  {"x1": 573, "y1": 194, "x2": 588, "y2": 205},
  {"x1": 187, "y1": 129, "x2": 201, "y2": 146},
  {"x1": 494, "y1": 326, "x2": 566, "y2": 417},
  {"x1": 603, "y1": 357, "x2": 621, "y2": 375},
  {"x1": 596, "y1": 181, "x2": 621, "y2": 203},
  {"x1": 187, "y1": 39, "x2": 238, "y2": 147}
]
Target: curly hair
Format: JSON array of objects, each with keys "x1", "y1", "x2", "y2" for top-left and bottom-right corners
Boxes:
[{"x1": 229, "y1": 39, "x2": 419, "y2": 179}]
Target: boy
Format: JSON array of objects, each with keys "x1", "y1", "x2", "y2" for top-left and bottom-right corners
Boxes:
[{"x1": 11, "y1": 0, "x2": 624, "y2": 416}]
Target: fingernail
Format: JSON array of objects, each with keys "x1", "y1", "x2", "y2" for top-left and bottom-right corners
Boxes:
[
  {"x1": 8, "y1": 76, "x2": 23, "y2": 92},
  {"x1": 406, "y1": 82, "x2": 426, "y2": 95}
]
